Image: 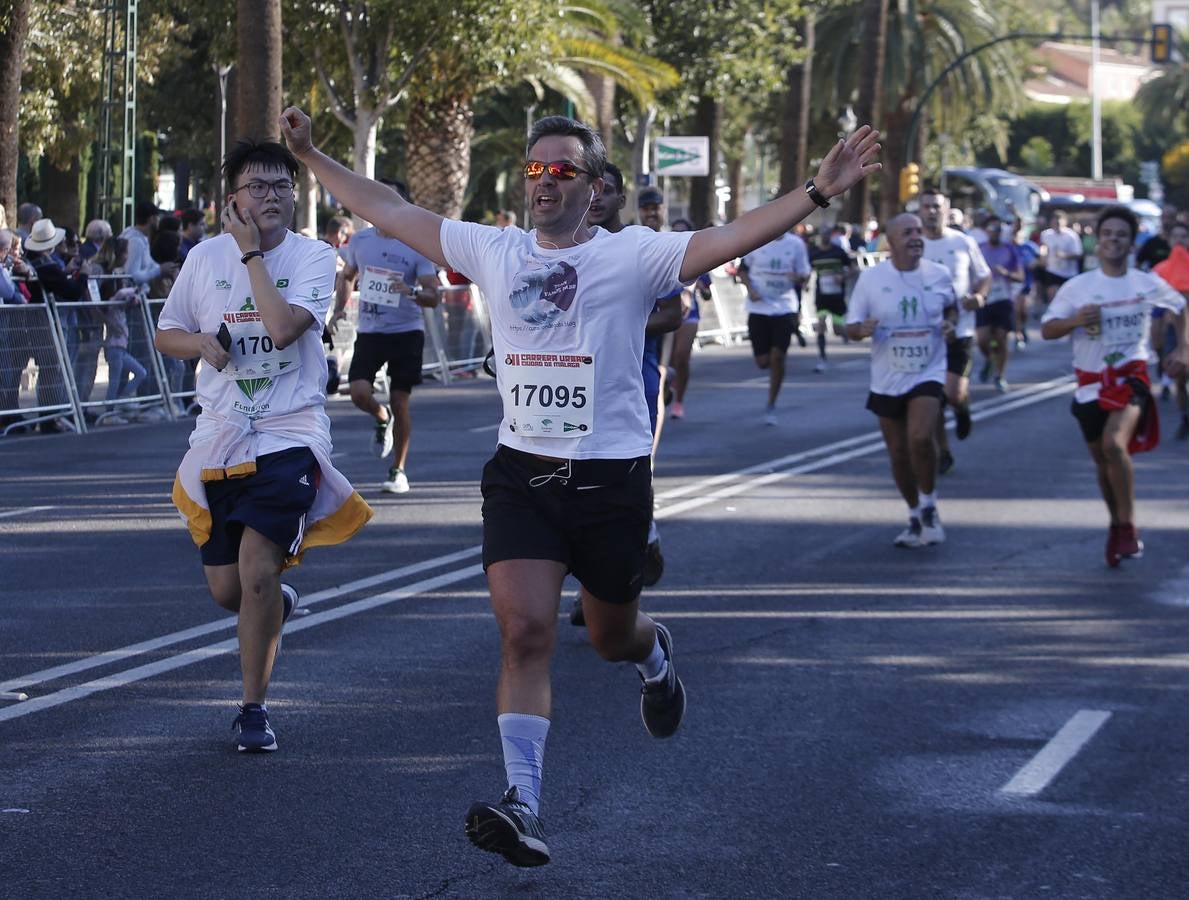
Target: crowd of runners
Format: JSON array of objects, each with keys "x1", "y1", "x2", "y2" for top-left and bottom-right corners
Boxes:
[{"x1": 128, "y1": 97, "x2": 1189, "y2": 870}]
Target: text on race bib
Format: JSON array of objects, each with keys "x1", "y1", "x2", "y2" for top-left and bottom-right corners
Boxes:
[
  {"x1": 887, "y1": 327, "x2": 933, "y2": 373},
  {"x1": 501, "y1": 352, "x2": 595, "y2": 438},
  {"x1": 1097, "y1": 301, "x2": 1145, "y2": 349},
  {"x1": 358, "y1": 265, "x2": 404, "y2": 309},
  {"x1": 219, "y1": 319, "x2": 301, "y2": 380}
]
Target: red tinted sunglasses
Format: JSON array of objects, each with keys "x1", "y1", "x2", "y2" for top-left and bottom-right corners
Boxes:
[{"x1": 523, "y1": 160, "x2": 592, "y2": 180}]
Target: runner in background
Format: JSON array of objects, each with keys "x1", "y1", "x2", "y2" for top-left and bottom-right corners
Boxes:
[
  {"x1": 975, "y1": 215, "x2": 1024, "y2": 393},
  {"x1": 808, "y1": 227, "x2": 855, "y2": 373},
  {"x1": 329, "y1": 179, "x2": 440, "y2": 494},
  {"x1": 1041, "y1": 206, "x2": 1188, "y2": 567}
]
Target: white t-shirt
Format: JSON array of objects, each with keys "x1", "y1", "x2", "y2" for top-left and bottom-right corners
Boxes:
[
  {"x1": 340, "y1": 227, "x2": 437, "y2": 334},
  {"x1": 1042, "y1": 267, "x2": 1185, "y2": 404},
  {"x1": 439, "y1": 220, "x2": 693, "y2": 459},
  {"x1": 742, "y1": 232, "x2": 811, "y2": 316},
  {"x1": 847, "y1": 259, "x2": 956, "y2": 396},
  {"x1": 1041, "y1": 227, "x2": 1082, "y2": 279},
  {"x1": 923, "y1": 227, "x2": 991, "y2": 339},
  {"x1": 158, "y1": 231, "x2": 336, "y2": 453}
]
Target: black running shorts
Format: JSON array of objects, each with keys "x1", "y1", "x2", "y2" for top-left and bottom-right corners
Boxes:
[
  {"x1": 748, "y1": 313, "x2": 798, "y2": 357},
  {"x1": 815, "y1": 293, "x2": 847, "y2": 319},
  {"x1": 201, "y1": 447, "x2": 319, "y2": 566},
  {"x1": 866, "y1": 380, "x2": 944, "y2": 420},
  {"x1": 480, "y1": 445, "x2": 652, "y2": 605},
  {"x1": 975, "y1": 300, "x2": 1015, "y2": 332},
  {"x1": 946, "y1": 336, "x2": 974, "y2": 377},
  {"x1": 348, "y1": 330, "x2": 426, "y2": 393},
  {"x1": 1071, "y1": 386, "x2": 1149, "y2": 444}
]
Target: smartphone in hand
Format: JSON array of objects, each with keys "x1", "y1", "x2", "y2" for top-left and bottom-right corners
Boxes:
[{"x1": 217, "y1": 322, "x2": 232, "y2": 352}]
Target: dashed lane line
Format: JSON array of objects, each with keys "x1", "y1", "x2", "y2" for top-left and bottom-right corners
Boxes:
[{"x1": 1000, "y1": 710, "x2": 1113, "y2": 796}]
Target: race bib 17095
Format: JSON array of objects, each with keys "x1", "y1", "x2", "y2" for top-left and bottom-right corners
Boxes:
[{"x1": 501, "y1": 352, "x2": 595, "y2": 438}]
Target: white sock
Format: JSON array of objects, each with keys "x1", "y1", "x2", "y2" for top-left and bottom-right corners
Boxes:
[
  {"x1": 498, "y1": 713, "x2": 549, "y2": 815},
  {"x1": 647, "y1": 519, "x2": 660, "y2": 544},
  {"x1": 909, "y1": 505, "x2": 921, "y2": 520},
  {"x1": 636, "y1": 632, "x2": 667, "y2": 681},
  {"x1": 919, "y1": 492, "x2": 937, "y2": 509}
]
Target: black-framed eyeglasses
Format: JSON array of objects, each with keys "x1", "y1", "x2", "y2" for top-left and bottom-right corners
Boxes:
[
  {"x1": 233, "y1": 180, "x2": 295, "y2": 200},
  {"x1": 523, "y1": 160, "x2": 591, "y2": 180}
]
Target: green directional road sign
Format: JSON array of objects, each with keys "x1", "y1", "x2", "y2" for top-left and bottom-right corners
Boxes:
[{"x1": 656, "y1": 137, "x2": 710, "y2": 176}]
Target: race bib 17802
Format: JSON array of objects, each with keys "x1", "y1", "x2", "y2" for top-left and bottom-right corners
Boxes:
[{"x1": 501, "y1": 352, "x2": 595, "y2": 438}]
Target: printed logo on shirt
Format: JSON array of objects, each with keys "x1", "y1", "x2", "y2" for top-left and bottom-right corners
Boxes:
[
  {"x1": 214, "y1": 279, "x2": 231, "y2": 290},
  {"x1": 276, "y1": 278, "x2": 290, "y2": 288},
  {"x1": 509, "y1": 260, "x2": 578, "y2": 327},
  {"x1": 899, "y1": 296, "x2": 919, "y2": 321},
  {"x1": 240, "y1": 297, "x2": 255, "y2": 311}
]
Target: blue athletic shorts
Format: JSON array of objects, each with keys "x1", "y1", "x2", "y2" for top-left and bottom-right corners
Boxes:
[
  {"x1": 201, "y1": 447, "x2": 319, "y2": 566},
  {"x1": 642, "y1": 334, "x2": 661, "y2": 435}
]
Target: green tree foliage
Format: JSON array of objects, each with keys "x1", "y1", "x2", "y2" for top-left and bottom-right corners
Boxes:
[
  {"x1": 1163, "y1": 140, "x2": 1189, "y2": 208},
  {"x1": 1134, "y1": 29, "x2": 1189, "y2": 136}
]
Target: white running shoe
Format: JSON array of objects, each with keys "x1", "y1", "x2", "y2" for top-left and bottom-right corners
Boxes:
[
  {"x1": 381, "y1": 466, "x2": 410, "y2": 494},
  {"x1": 814, "y1": 360, "x2": 827, "y2": 373},
  {"x1": 764, "y1": 408, "x2": 778, "y2": 426},
  {"x1": 893, "y1": 517, "x2": 923, "y2": 548},
  {"x1": 919, "y1": 506, "x2": 945, "y2": 545},
  {"x1": 372, "y1": 415, "x2": 395, "y2": 458}
]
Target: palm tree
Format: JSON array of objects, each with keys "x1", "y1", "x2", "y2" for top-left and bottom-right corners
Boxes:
[
  {"x1": 0, "y1": 0, "x2": 33, "y2": 216},
  {"x1": 778, "y1": 12, "x2": 815, "y2": 197},
  {"x1": 848, "y1": 0, "x2": 887, "y2": 225},
  {"x1": 814, "y1": 0, "x2": 1020, "y2": 224},
  {"x1": 234, "y1": 0, "x2": 283, "y2": 141},
  {"x1": 1135, "y1": 29, "x2": 1189, "y2": 135}
]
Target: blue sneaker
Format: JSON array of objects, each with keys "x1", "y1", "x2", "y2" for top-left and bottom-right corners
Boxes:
[{"x1": 232, "y1": 703, "x2": 277, "y2": 752}]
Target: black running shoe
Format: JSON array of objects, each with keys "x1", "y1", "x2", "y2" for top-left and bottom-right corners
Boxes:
[
  {"x1": 978, "y1": 358, "x2": 993, "y2": 384},
  {"x1": 232, "y1": 703, "x2": 277, "y2": 752},
  {"x1": 955, "y1": 404, "x2": 972, "y2": 440},
  {"x1": 640, "y1": 623, "x2": 686, "y2": 738},
  {"x1": 938, "y1": 450, "x2": 955, "y2": 475},
  {"x1": 465, "y1": 786, "x2": 551, "y2": 867},
  {"x1": 569, "y1": 594, "x2": 585, "y2": 627},
  {"x1": 1178, "y1": 417, "x2": 1189, "y2": 441},
  {"x1": 642, "y1": 538, "x2": 664, "y2": 587}
]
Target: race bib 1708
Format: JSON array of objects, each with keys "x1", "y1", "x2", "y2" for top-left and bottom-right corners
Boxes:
[{"x1": 501, "y1": 352, "x2": 595, "y2": 438}]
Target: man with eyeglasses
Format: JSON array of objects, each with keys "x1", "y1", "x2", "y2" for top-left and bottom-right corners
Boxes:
[
  {"x1": 329, "y1": 178, "x2": 441, "y2": 494},
  {"x1": 281, "y1": 105, "x2": 880, "y2": 867},
  {"x1": 155, "y1": 139, "x2": 372, "y2": 753}
]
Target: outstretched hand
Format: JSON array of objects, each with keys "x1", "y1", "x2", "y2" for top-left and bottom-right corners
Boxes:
[
  {"x1": 814, "y1": 126, "x2": 882, "y2": 199},
  {"x1": 280, "y1": 107, "x2": 314, "y2": 156}
]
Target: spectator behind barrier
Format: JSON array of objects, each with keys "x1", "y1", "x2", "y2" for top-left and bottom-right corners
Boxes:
[
  {"x1": 15, "y1": 202, "x2": 41, "y2": 239},
  {"x1": 119, "y1": 199, "x2": 178, "y2": 289},
  {"x1": 81, "y1": 219, "x2": 113, "y2": 261},
  {"x1": 95, "y1": 236, "x2": 148, "y2": 423},
  {"x1": 179, "y1": 208, "x2": 206, "y2": 261}
]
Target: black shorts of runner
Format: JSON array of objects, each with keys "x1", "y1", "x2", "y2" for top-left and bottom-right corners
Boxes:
[
  {"x1": 481, "y1": 445, "x2": 652, "y2": 605},
  {"x1": 348, "y1": 330, "x2": 426, "y2": 393},
  {"x1": 946, "y1": 336, "x2": 974, "y2": 377},
  {"x1": 815, "y1": 293, "x2": 847, "y2": 319},
  {"x1": 1040, "y1": 270, "x2": 1070, "y2": 290},
  {"x1": 975, "y1": 300, "x2": 1015, "y2": 332},
  {"x1": 748, "y1": 313, "x2": 799, "y2": 357},
  {"x1": 201, "y1": 447, "x2": 319, "y2": 566},
  {"x1": 1071, "y1": 384, "x2": 1150, "y2": 444},
  {"x1": 866, "y1": 380, "x2": 945, "y2": 420}
]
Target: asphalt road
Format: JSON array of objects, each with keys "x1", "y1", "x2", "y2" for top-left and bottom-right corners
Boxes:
[{"x1": 2, "y1": 334, "x2": 1189, "y2": 900}]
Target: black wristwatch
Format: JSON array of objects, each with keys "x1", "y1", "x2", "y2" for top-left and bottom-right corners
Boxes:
[
  {"x1": 804, "y1": 179, "x2": 830, "y2": 209},
  {"x1": 241, "y1": 249, "x2": 265, "y2": 265}
]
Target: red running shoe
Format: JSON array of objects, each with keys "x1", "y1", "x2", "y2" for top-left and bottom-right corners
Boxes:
[
  {"x1": 1116, "y1": 523, "x2": 1144, "y2": 560},
  {"x1": 1105, "y1": 525, "x2": 1122, "y2": 568}
]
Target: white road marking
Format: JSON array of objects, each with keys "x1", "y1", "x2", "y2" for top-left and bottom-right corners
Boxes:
[
  {"x1": 0, "y1": 565, "x2": 484, "y2": 724},
  {"x1": 1000, "y1": 710, "x2": 1112, "y2": 796},
  {"x1": 0, "y1": 505, "x2": 55, "y2": 520},
  {"x1": 0, "y1": 545, "x2": 482, "y2": 696},
  {"x1": 0, "y1": 375, "x2": 1076, "y2": 723}
]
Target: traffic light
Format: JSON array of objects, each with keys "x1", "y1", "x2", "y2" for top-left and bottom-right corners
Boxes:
[
  {"x1": 899, "y1": 163, "x2": 921, "y2": 204},
  {"x1": 1152, "y1": 23, "x2": 1172, "y2": 64}
]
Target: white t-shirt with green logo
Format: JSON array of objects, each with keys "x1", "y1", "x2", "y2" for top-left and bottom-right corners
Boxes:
[
  {"x1": 847, "y1": 258, "x2": 956, "y2": 396},
  {"x1": 159, "y1": 231, "x2": 336, "y2": 453}
]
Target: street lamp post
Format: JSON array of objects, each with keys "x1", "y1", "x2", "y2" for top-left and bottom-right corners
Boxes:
[{"x1": 215, "y1": 63, "x2": 233, "y2": 202}]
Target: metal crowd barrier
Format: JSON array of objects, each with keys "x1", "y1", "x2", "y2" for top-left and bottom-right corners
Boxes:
[{"x1": 0, "y1": 303, "x2": 82, "y2": 435}]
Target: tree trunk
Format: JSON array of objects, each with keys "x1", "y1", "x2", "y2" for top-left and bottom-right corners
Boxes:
[
  {"x1": 43, "y1": 156, "x2": 80, "y2": 229},
  {"x1": 0, "y1": 0, "x2": 32, "y2": 218},
  {"x1": 687, "y1": 95, "x2": 721, "y2": 228},
  {"x1": 879, "y1": 106, "x2": 913, "y2": 226},
  {"x1": 846, "y1": 0, "x2": 887, "y2": 226},
  {"x1": 633, "y1": 107, "x2": 656, "y2": 183},
  {"x1": 234, "y1": 0, "x2": 283, "y2": 142},
  {"x1": 778, "y1": 14, "x2": 814, "y2": 197},
  {"x1": 406, "y1": 95, "x2": 474, "y2": 219},
  {"x1": 582, "y1": 72, "x2": 617, "y2": 153},
  {"x1": 352, "y1": 114, "x2": 378, "y2": 179}
]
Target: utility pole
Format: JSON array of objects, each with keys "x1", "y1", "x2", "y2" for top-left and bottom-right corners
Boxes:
[{"x1": 1090, "y1": 0, "x2": 1103, "y2": 180}]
